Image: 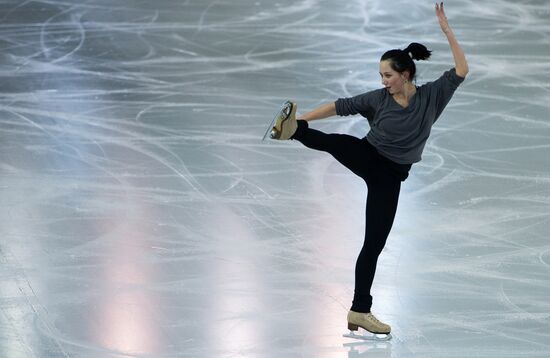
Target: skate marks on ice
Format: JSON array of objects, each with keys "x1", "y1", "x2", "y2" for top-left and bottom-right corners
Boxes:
[{"x1": 0, "y1": 0, "x2": 354, "y2": 356}]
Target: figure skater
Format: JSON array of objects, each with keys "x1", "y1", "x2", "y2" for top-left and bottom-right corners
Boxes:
[{"x1": 269, "y1": 2, "x2": 468, "y2": 338}]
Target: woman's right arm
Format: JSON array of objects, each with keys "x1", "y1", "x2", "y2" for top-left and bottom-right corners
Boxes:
[{"x1": 297, "y1": 102, "x2": 337, "y2": 122}]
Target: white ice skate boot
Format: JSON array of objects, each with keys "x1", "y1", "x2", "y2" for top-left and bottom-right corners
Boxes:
[
  {"x1": 262, "y1": 101, "x2": 297, "y2": 140},
  {"x1": 343, "y1": 310, "x2": 392, "y2": 341}
]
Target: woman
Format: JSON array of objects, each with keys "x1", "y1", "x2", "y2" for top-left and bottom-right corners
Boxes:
[{"x1": 270, "y1": 3, "x2": 468, "y2": 336}]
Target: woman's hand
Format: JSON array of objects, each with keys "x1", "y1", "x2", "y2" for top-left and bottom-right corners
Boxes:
[{"x1": 435, "y1": 2, "x2": 451, "y2": 34}]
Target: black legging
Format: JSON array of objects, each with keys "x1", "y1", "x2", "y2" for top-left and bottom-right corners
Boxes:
[{"x1": 292, "y1": 120, "x2": 411, "y2": 313}]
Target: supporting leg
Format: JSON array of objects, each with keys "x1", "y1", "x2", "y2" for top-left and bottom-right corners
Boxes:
[{"x1": 351, "y1": 174, "x2": 402, "y2": 313}]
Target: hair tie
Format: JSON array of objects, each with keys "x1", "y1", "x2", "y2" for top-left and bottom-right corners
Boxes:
[{"x1": 408, "y1": 51, "x2": 413, "y2": 59}]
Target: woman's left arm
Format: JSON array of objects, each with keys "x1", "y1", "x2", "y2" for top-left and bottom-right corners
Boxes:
[{"x1": 436, "y1": 2, "x2": 469, "y2": 78}]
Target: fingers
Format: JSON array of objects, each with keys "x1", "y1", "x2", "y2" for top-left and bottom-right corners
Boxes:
[{"x1": 435, "y1": 2, "x2": 446, "y2": 17}]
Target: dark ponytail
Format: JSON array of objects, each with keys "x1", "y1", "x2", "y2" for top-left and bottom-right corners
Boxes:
[{"x1": 380, "y1": 42, "x2": 432, "y2": 81}]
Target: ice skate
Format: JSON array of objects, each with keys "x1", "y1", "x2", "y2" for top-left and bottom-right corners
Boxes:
[
  {"x1": 262, "y1": 100, "x2": 297, "y2": 141},
  {"x1": 343, "y1": 310, "x2": 392, "y2": 341}
]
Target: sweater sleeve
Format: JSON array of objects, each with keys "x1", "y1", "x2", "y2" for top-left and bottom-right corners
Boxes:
[
  {"x1": 430, "y1": 68, "x2": 466, "y2": 122},
  {"x1": 335, "y1": 88, "x2": 383, "y2": 122}
]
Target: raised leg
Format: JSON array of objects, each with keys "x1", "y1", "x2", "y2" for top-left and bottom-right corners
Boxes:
[{"x1": 292, "y1": 120, "x2": 375, "y2": 179}]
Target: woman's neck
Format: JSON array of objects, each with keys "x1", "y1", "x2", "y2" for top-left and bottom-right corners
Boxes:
[{"x1": 393, "y1": 82, "x2": 416, "y2": 101}]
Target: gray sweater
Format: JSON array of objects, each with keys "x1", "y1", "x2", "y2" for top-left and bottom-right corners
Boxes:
[{"x1": 335, "y1": 68, "x2": 465, "y2": 164}]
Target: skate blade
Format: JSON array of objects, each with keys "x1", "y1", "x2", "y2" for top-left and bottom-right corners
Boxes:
[
  {"x1": 343, "y1": 330, "x2": 392, "y2": 342},
  {"x1": 262, "y1": 101, "x2": 293, "y2": 141}
]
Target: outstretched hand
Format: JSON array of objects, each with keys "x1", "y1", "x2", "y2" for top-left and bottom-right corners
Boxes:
[{"x1": 435, "y1": 2, "x2": 451, "y2": 34}]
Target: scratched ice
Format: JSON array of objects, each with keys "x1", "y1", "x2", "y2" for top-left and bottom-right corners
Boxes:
[{"x1": 1, "y1": 0, "x2": 550, "y2": 357}]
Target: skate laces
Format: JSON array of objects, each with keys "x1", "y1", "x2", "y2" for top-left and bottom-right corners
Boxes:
[{"x1": 366, "y1": 313, "x2": 385, "y2": 326}]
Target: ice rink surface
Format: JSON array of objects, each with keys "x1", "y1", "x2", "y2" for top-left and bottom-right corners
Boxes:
[{"x1": 1, "y1": 0, "x2": 550, "y2": 357}]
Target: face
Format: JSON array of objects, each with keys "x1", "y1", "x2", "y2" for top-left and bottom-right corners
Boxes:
[{"x1": 379, "y1": 60, "x2": 409, "y2": 94}]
